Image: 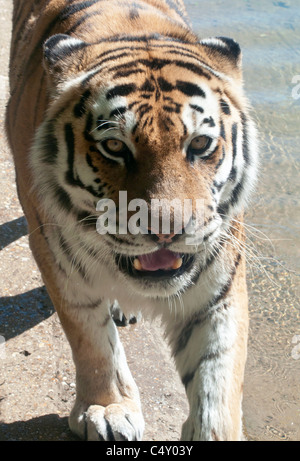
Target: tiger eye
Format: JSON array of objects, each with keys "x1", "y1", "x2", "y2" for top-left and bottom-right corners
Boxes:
[
  {"x1": 106, "y1": 139, "x2": 124, "y2": 153},
  {"x1": 190, "y1": 136, "x2": 210, "y2": 151}
]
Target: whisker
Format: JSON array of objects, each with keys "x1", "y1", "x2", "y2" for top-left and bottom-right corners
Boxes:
[
  {"x1": 90, "y1": 119, "x2": 119, "y2": 134},
  {"x1": 224, "y1": 228, "x2": 283, "y2": 288}
]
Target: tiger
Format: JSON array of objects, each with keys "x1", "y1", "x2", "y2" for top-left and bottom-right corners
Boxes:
[{"x1": 6, "y1": 0, "x2": 258, "y2": 441}]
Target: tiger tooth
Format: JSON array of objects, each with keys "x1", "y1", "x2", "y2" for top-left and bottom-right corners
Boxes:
[
  {"x1": 133, "y1": 258, "x2": 142, "y2": 271},
  {"x1": 172, "y1": 257, "x2": 183, "y2": 270}
]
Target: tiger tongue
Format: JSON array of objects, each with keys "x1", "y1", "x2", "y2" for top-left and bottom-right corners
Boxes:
[{"x1": 134, "y1": 248, "x2": 182, "y2": 272}]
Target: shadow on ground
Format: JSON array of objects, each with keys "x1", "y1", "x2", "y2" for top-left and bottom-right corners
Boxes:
[
  {"x1": 0, "y1": 216, "x2": 28, "y2": 250},
  {"x1": 0, "y1": 415, "x2": 78, "y2": 441},
  {"x1": 0, "y1": 215, "x2": 55, "y2": 340},
  {"x1": 0, "y1": 286, "x2": 54, "y2": 340}
]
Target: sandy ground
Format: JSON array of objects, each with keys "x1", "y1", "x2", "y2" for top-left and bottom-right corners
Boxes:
[{"x1": 0, "y1": 0, "x2": 189, "y2": 441}]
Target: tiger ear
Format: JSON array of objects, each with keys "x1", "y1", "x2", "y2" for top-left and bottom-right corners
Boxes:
[
  {"x1": 43, "y1": 34, "x2": 88, "y2": 86},
  {"x1": 199, "y1": 37, "x2": 242, "y2": 78}
]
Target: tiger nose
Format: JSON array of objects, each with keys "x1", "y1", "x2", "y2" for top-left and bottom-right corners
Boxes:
[{"x1": 148, "y1": 227, "x2": 185, "y2": 244}]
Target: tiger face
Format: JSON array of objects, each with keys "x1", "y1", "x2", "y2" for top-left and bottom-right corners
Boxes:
[{"x1": 32, "y1": 34, "x2": 257, "y2": 298}]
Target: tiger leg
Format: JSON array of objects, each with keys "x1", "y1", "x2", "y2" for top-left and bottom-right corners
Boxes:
[
  {"x1": 27, "y1": 225, "x2": 144, "y2": 441},
  {"x1": 172, "y1": 298, "x2": 248, "y2": 441},
  {"x1": 64, "y1": 304, "x2": 144, "y2": 441}
]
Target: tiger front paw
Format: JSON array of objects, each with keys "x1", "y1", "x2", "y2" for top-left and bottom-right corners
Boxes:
[{"x1": 69, "y1": 399, "x2": 144, "y2": 441}]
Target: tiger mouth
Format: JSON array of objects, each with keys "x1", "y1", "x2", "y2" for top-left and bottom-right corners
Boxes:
[{"x1": 115, "y1": 248, "x2": 196, "y2": 280}]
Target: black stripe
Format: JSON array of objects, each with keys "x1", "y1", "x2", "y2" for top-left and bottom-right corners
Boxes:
[
  {"x1": 64, "y1": 123, "x2": 105, "y2": 198},
  {"x1": 228, "y1": 124, "x2": 238, "y2": 181},
  {"x1": 145, "y1": 57, "x2": 170, "y2": 70},
  {"x1": 92, "y1": 45, "x2": 134, "y2": 64},
  {"x1": 59, "y1": 0, "x2": 102, "y2": 21},
  {"x1": 217, "y1": 162, "x2": 247, "y2": 216},
  {"x1": 41, "y1": 121, "x2": 58, "y2": 164},
  {"x1": 140, "y1": 79, "x2": 155, "y2": 92},
  {"x1": 240, "y1": 111, "x2": 251, "y2": 165},
  {"x1": 114, "y1": 68, "x2": 145, "y2": 79},
  {"x1": 182, "y1": 350, "x2": 224, "y2": 388},
  {"x1": 66, "y1": 11, "x2": 103, "y2": 35},
  {"x1": 220, "y1": 120, "x2": 226, "y2": 141},
  {"x1": 82, "y1": 239, "x2": 103, "y2": 260},
  {"x1": 53, "y1": 184, "x2": 73, "y2": 212},
  {"x1": 87, "y1": 43, "x2": 188, "y2": 74},
  {"x1": 92, "y1": 51, "x2": 132, "y2": 70},
  {"x1": 224, "y1": 90, "x2": 242, "y2": 112},
  {"x1": 157, "y1": 77, "x2": 173, "y2": 92},
  {"x1": 212, "y1": 253, "x2": 241, "y2": 305},
  {"x1": 97, "y1": 40, "x2": 201, "y2": 67},
  {"x1": 231, "y1": 123, "x2": 238, "y2": 161},
  {"x1": 163, "y1": 115, "x2": 175, "y2": 127},
  {"x1": 59, "y1": 233, "x2": 73, "y2": 259},
  {"x1": 160, "y1": 117, "x2": 170, "y2": 132},
  {"x1": 174, "y1": 303, "x2": 226, "y2": 358},
  {"x1": 136, "y1": 103, "x2": 152, "y2": 118},
  {"x1": 73, "y1": 90, "x2": 91, "y2": 118},
  {"x1": 145, "y1": 43, "x2": 212, "y2": 69},
  {"x1": 109, "y1": 106, "x2": 127, "y2": 118},
  {"x1": 131, "y1": 122, "x2": 138, "y2": 135},
  {"x1": 58, "y1": 232, "x2": 87, "y2": 280},
  {"x1": 162, "y1": 105, "x2": 178, "y2": 114},
  {"x1": 81, "y1": 67, "x2": 103, "y2": 87},
  {"x1": 110, "y1": 58, "x2": 212, "y2": 80},
  {"x1": 91, "y1": 33, "x2": 194, "y2": 46},
  {"x1": 174, "y1": 252, "x2": 241, "y2": 357},
  {"x1": 77, "y1": 210, "x2": 99, "y2": 228},
  {"x1": 228, "y1": 166, "x2": 237, "y2": 182},
  {"x1": 167, "y1": 50, "x2": 215, "y2": 79},
  {"x1": 86, "y1": 153, "x2": 99, "y2": 172},
  {"x1": 180, "y1": 119, "x2": 187, "y2": 137},
  {"x1": 181, "y1": 230, "x2": 227, "y2": 286},
  {"x1": 106, "y1": 83, "x2": 137, "y2": 100},
  {"x1": 190, "y1": 104, "x2": 204, "y2": 113},
  {"x1": 217, "y1": 201, "x2": 230, "y2": 217},
  {"x1": 84, "y1": 112, "x2": 94, "y2": 141},
  {"x1": 82, "y1": 54, "x2": 213, "y2": 88},
  {"x1": 176, "y1": 80, "x2": 206, "y2": 98},
  {"x1": 174, "y1": 60, "x2": 212, "y2": 80},
  {"x1": 230, "y1": 177, "x2": 245, "y2": 206},
  {"x1": 84, "y1": 46, "x2": 144, "y2": 76},
  {"x1": 65, "y1": 123, "x2": 76, "y2": 185},
  {"x1": 220, "y1": 98, "x2": 231, "y2": 115}
]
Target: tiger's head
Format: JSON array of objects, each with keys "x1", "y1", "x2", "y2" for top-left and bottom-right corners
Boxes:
[{"x1": 33, "y1": 33, "x2": 258, "y2": 298}]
